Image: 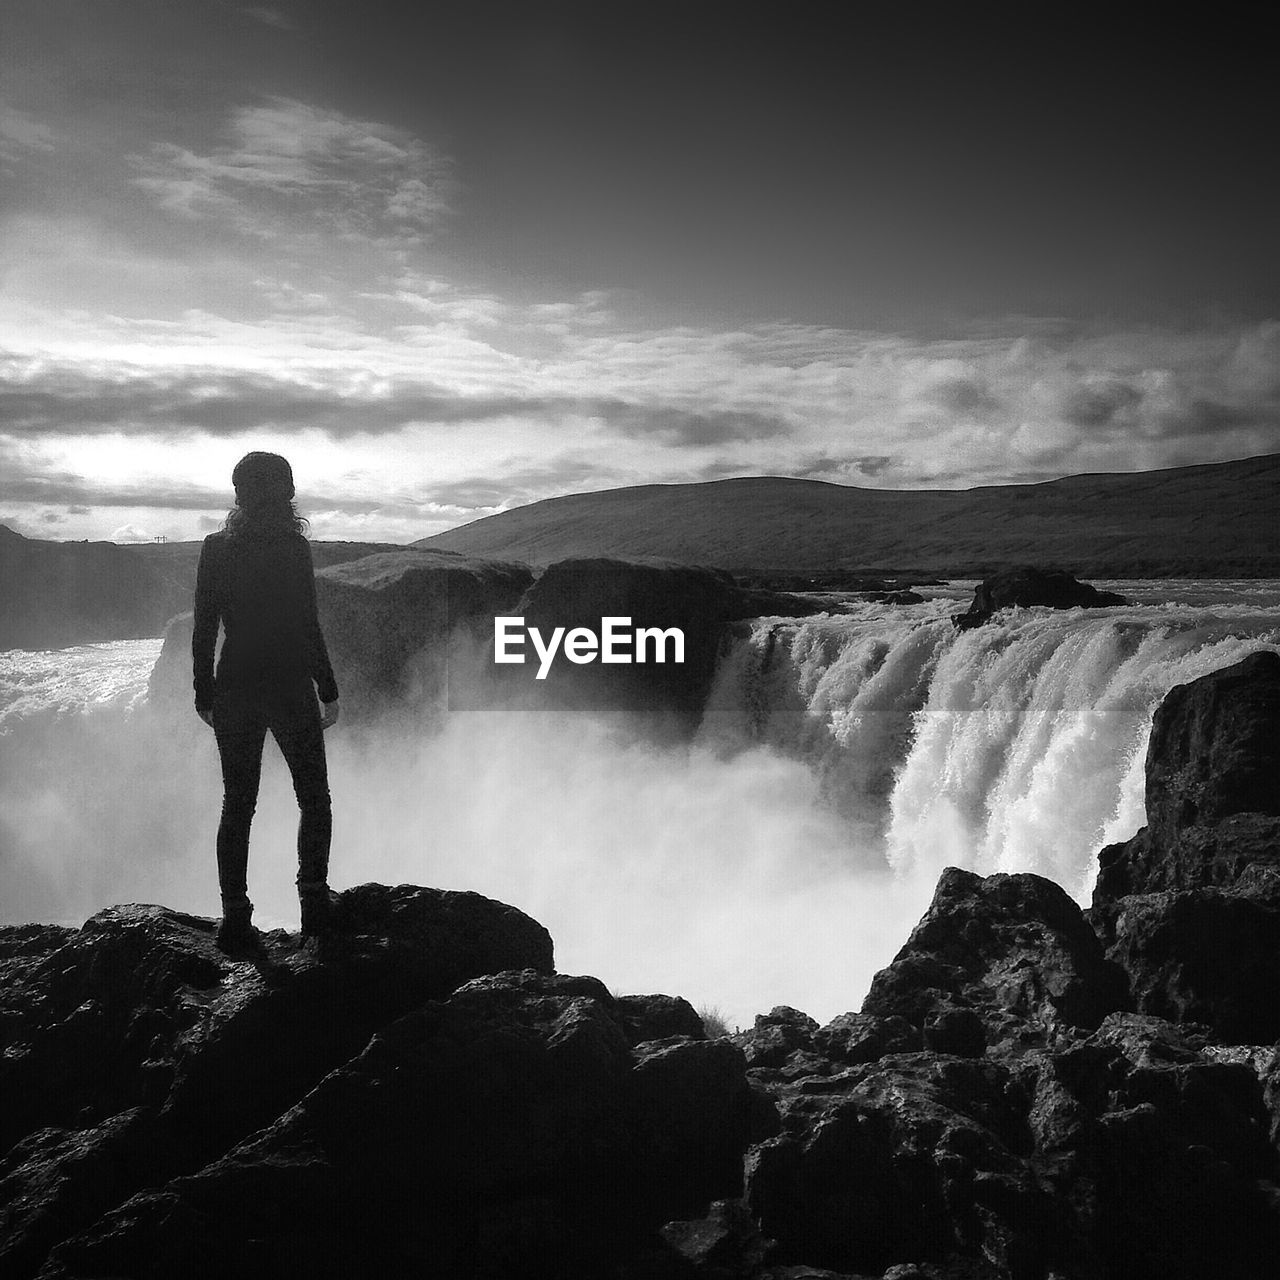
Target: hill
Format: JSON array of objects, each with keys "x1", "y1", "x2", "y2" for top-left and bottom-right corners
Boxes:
[
  {"x1": 414, "y1": 453, "x2": 1280, "y2": 577},
  {"x1": 0, "y1": 530, "x2": 405, "y2": 649},
  {"x1": 0, "y1": 525, "x2": 189, "y2": 650}
]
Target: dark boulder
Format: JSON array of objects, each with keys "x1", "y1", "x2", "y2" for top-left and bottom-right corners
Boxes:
[
  {"x1": 616, "y1": 993, "x2": 707, "y2": 1045},
  {"x1": 811, "y1": 1013, "x2": 921, "y2": 1065},
  {"x1": 510, "y1": 557, "x2": 822, "y2": 728},
  {"x1": 1096, "y1": 869, "x2": 1280, "y2": 1043},
  {"x1": 0, "y1": 886, "x2": 553, "y2": 1278},
  {"x1": 954, "y1": 565, "x2": 1126, "y2": 629},
  {"x1": 632, "y1": 1036, "x2": 756, "y2": 1223},
  {"x1": 34, "y1": 971, "x2": 755, "y2": 1280},
  {"x1": 1091, "y1": 651, "x2": 1280, "y2": 1041},
  {"x1": 658, "y1": 1198, "x2": 774, "y2": 1276},
  {"x1": 733, "y1": 1007, "x2": 820, "y2": 1070},
  {"x1": 742, "y1": 1007, "x2": 1280, "y2": 1279},
  {"x1": 861, "y1": 868, "x2": 1127, "y2": 1046},
  {"x1": 1094, "y1": 650, "x2": 1280, "y2": 900},
  {"x1": 745, "y1": 1053, "x2": 1041, "y2": 1275},
  {"x1": 922, "y1": 1004, "x2": 986, "y2": 1058}
]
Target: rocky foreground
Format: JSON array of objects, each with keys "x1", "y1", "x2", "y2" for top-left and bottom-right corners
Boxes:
[{"x1": 4, "y1": 651, "x2": 1280, "y2": 1279}]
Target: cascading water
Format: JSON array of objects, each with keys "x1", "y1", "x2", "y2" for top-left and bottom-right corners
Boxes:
[{"x1": 699, "y1": 596, "x2": 1280, "y2": 904}]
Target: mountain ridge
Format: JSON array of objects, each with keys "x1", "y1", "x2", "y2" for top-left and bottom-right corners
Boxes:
[{"x1": 414, "y1": 452, "x2": 1280, "y2": 576}]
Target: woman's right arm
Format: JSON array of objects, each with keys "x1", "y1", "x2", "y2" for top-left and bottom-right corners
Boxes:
[
  {"x1": 298, "y1": 538, "x2": 340, "y2": 714},
  {"x1": 192, "y1": 536, "x2": 219, "y2": 719}
]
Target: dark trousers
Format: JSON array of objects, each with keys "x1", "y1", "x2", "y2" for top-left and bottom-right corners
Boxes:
[{"x1": 212, "y1": 690, "x2": 332, "y2": 910}]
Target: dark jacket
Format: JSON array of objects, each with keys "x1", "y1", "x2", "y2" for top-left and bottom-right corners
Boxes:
[{"x1": 192, "y1": 529, "x2": 339, "y2": 714}]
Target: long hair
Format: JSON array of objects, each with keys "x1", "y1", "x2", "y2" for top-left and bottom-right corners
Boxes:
[{"x1": 223, "y1": 451, "x2": 309, "y2": 538}]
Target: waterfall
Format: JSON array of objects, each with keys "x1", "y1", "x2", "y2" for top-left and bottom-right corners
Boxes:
[
  {"x1": 4, "y1": 592, "x2": 1280, "y2": 1025},
  {"x1": 699, "y1": 600, "x2": 1280, "y2": 902}
]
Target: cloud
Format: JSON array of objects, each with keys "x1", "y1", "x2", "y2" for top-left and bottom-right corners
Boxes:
[
  {"x1": 132, "y1": 98, "x2": 453, "y2": 245},
  {"x1": 0, "y1": 365, "x2": 551, "y2": 437},
  {"x1": 595, "y1": 402, "x2": 791, "y2": 447},
  {"x1": 0, "y1": 360, "x2": 791, "y2": 450},
  {"x1": 111, "y1": 524, "x2": 153, "y2": 542},
  {"x1": 243, "y1": 7, "x2": 297, "y2": 30},
  {"x1": 0, "y1": 470, "x2": 224, "y2": 510},
  {"x1": 1059, "y1": 379, "x2": 1144, "y2": 428},
  {"x1": 0, "y1": 105, "x2": 55, "y2": 164}
]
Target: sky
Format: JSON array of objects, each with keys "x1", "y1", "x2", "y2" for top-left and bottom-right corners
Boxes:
[{"x1": 1, "y1": 1, "x2": 1277, "y2": 543}]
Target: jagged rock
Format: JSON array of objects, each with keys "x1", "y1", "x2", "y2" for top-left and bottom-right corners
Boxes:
[
  {"x1": 745, "y1": 1013, "x2": 1280, "y2": 1278},
  {"x1": 632, "y1": 1037, "x2": 755, "y2": 1221},
  {"x1": 954, "y1": 566, "x2": 1126, "y2": 629},
  {"x1": 745, "y1": 1053, "x2": 1040, "y2": 1275},
  {"x1": 0, "y1": 886, "x2": 553, "y2": 1278},
  {"x1": 617, "y1": 993, "x2": 707, "y2": 1045},
  {"x1": 734, "y1": 1007, "x2": 820, "y2": 1070},
  {"x1": 861, "y1": 869, "x2": 1126, "y2": 1045},
  {"x1": 1095, "y1": 871, "x2": 1280, "y2": 1042},
  {"x1": 1094, "y1": 651, "x2": 1280, "y2": 900},
  {"x1": 659, "y1": 1198, "x2": 773, "y2": 1274},
  {"x1": 0, "y1": 1110, "x2": 159, "y2": 1280},
  {"x1": 922, "y1": 1005, "x2": 986, "y2": 1058},
  {"x1": 1091, "y1": 651, "x2": 1280, "y2": 1041},
  {"x1": 512, "y1": 558, "x2": 822, "y2": 726},
  {"x1": 811, "y1": 1013, "x2": 921, "y2": 1065},
  {"x1": 35, "y1": 970, "x2": 754, "y2": 1280}
]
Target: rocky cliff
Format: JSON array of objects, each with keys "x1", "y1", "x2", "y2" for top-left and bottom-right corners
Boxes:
[{"x1": 6, "y1": 653, "x2": 1280, "y2": 1278}]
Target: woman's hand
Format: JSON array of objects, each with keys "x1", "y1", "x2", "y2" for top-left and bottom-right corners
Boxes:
[
  {"x1": 197, "y1": 706, "x2": 214, "y2": 728},
  {"x1": 320, "y1": 698, "x2": 341, "y2": 730}
]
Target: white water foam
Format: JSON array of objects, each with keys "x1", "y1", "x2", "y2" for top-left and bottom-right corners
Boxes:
[{"x1": 700, "y1": 602, "x2": 1280, "y2": 903}]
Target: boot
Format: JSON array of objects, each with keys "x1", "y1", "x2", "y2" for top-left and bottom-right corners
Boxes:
[
  {"x1": 299, "y1": 885, "x2": 339, "y2": 939},
  {"x1": 216, "y1": 901, "x2": 259, "y2": 956}
]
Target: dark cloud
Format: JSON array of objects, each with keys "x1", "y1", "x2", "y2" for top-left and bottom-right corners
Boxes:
[
  {"x1": 0, "y1": 464, "x2": 381, "y2": 515},
  {"x1": 1061, "y1": 381, "x2": 1144, "y2": 428},
  {"x1": 0, "y1": 367, "x2": 553, "y2": 438},
  {"x1": 38, "y1": 510, "x2": 64, "y2": 523},
  {"x1": 0, "y1": 469, "x2": 223, "y2": 510},
  {"x1": 928, "y1": 378, "x2": 1002, "y2": 416},
  {"x1": 595, "y1": 402, "x2": 790, "y2": 447},
  {"x1": 1159, "y1": 397, "x2": 1264, "y2": 437},
  {"x1": 0, "y1": 365, "x2": 789, "y2": 449}
]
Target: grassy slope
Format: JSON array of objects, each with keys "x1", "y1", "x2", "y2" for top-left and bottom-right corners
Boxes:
[{"x1": 414, "y1": 453, "x2": 1280, "y2": 576}]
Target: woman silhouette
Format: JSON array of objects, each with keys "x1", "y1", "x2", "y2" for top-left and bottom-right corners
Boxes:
[{"x1": 192, "y1": 452, "x2": 340, "y2": 953}]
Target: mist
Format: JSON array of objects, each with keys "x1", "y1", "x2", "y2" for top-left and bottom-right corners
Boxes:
[{"x1": 0, "y1": 667, "x2": 929, "y2": 1030}]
